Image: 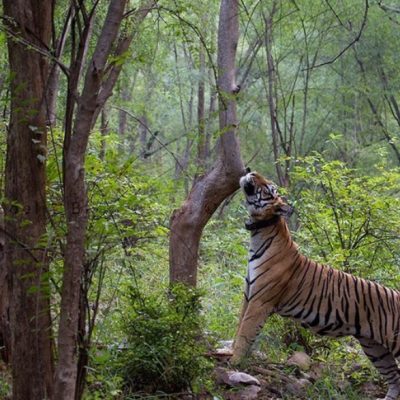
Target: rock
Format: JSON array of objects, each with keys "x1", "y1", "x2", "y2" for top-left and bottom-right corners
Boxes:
[
  {"x1": 359, "y1": 381, "x2": 384, "y2": 399},
  {"x1": 227, "y1": 371, "x2": 260, "y2": 386},
  {"x1": 214, "y1": 340, "x2": 234, "y2": 360},
  {"x1": 226, "y1": 385, "x2": 261, "y2": 400},
  {"x1": 212, "y1": 348, "x2": 233, "y2": 361},
  {"x1": 286, "y1": 377, "x2": 312, "y2": 396},
  {"x1": 287, "y1": 351, "x2": 312, "y2": 371},
  {"x1": 308, "y1": 362, "x2": 324, "y2": 381},
  {"x1": 219, "y1": 340, "x2": 234, "y2": 349},
  {"x1": 215, "y1": 367, "x2": 260, "y2": 387}
]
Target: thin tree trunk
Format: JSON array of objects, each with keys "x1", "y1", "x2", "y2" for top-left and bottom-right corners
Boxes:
[
  {"x1": 119, "y1": 98, "x2": 128, "y2": 138},
  {"x1": 139, "y1": 114, "x2": 149, "y2": 158},
  {"x1": 169, "y1": 0, "x2": 245, "y2": 286},
  {"x1": 53, "y1": 2, "x2": 130, "y2": 398},
  {"x1": 99, "y1": 105, "x2": 110, "y2": 161},
  {"x1": 354, "y1": 49, "x2": 400, "y2": 163},
  {"x1": 118, "y1": 84, "x2": 133, "y2": 146},
  {"x1": 2, "y1": 0, "x2": 54, "y2": 398},
  {"x1": 74, "y1": 270, "x2": 89, "y2": 400},
  {"x1": 90, "y1": 0, "x2": 157, "y2": 127},
  {"x1": 205, "y1": 75, "x2": 217, "y2": 162},
  {"x1": 46, "y1": 8, "x2": 73, "y2": 126},
  {"x1": 197, "y1": 41, "x2": 207, "y2": 172},
  {"x1": 264, "y1": 3, "x2": 288, "y2": 187}
]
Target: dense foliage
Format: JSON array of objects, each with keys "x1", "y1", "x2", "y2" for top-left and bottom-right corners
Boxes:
[
  {"x1": 292, "y1": 154, "x2": 400, "y2": 286},
  {"x1": 116, "y1": 284, "x2": 213, "y2": 395}
]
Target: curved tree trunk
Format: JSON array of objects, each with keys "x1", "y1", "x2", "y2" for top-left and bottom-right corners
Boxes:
[{"x1": 169, "y1": 0, "x2": 245, "y2": 286}]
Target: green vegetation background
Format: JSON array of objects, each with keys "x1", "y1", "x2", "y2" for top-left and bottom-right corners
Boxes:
[{"x1": 1, "y1": 0, "x2": 400, "y2": 398}]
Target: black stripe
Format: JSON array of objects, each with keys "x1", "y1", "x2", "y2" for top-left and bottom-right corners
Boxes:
[
  {"x1": 301, "y1": 296, "x2": 317, "y2": 320},
  {"x1": 354, "y1": 306, "x2": 361, "y2": 337},
  {"x1": 332, "y1": 310, "x2": 344, "y2": 332},
  {"x1": 279, "y1": 259, "x2": 312, "y2": 311},
  {"x1": 324, "y1": 296, "x2": 333, "y2": 325},
  {"x1": 353, "y1": 276, "x2": 360, "y2": 304},
  {"x1": 249, "y1": 236, "x2": 275, "y2": 262}
]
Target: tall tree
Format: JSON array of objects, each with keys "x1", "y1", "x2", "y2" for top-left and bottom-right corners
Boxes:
[
  {"x1": 53, "y1": 1, "x2": 156, "y2": 398},
  {"x1": 196, "y1": 39, "x2": 207, "y2": 172},
  {"x1": 169, "y1": 0, "x2": 245, "y2": 286},
  {"x1": 2, "y1": 0, "x2": 54, "y2": 398}
]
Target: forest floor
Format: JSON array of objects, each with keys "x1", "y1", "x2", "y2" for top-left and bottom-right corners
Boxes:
[
  {"x1": 212, "y1": 352, "x2": 384, "y2": 400},
  {"x1": 0, "y1": 350, "x2": 385, "y2": 400}
]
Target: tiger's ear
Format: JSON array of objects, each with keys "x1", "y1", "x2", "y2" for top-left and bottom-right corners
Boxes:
[
  {"x1": 276, "y1": 197, "x2": 294, "y2": 218},
  {"x1": 267, "y1": 183, "x2": 278, "y2": 198}
]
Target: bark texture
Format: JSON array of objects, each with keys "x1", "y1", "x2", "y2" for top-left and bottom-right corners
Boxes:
[
  {"x1": 53, "y1": 1, "x2": 155, "y2": 398},
  {"x1": 53, "y1": 3, "x2": 128, "y2": 397},
  {"x1": 0, "y1": 206, "x2": 9, "y2": 364},
  {"x1": 2, "y1": 0, "x2": 54, "y2": 398},
  {"x1": 169, "y1": 0, "x2": 245, "y2": 286}
]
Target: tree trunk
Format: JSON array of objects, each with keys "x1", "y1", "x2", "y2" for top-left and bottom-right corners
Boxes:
[
  {"x1": 53, "y1": 2, "x2": 130, "y2": 398},
  {"x1": 118, "y1": 85, "x2": 132, "y2": 144},
  {"x1": 99, "y1": 105, "x2": 110, "y2": 161},
  {"x1": 197, "y1": 41, "x2": 207, "y2": 172},
  {"x1": 0, "y1": 205, "x2": 9, "y2": 364},
  {"x1": 205, "y1": 79, "x2": 217, "y2": 161},
  {"x1": 139, "y1": 114, "x2": 149, "y2": 158},
  {"x1": 2, "y1": 0, "x2": 54, "y2": 398},
  {"x1": 46, "y1": 8, "x2": 72, "y2": 126},
  {"x1": 353, "y1": 49, "x2": 400, "y2": 164},
  {"x1": 169, "y1": 0, "x2": 245, "y2": 286},
  {"x1": 264, "y1": 3, "x2": 288, "y2": 187}
]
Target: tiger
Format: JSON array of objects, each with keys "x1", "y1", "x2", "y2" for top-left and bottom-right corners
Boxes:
[{"x1": 230, "y1": 170, "x2": 400, "y2": 400}]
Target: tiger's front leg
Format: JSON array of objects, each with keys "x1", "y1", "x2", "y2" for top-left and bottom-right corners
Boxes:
[{"x1": 231, "y1": 300, "x2": 273, "y2": 365}]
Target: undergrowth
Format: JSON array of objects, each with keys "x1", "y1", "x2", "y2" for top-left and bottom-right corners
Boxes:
[{"x1": 115, "y1": 283, "x2": 214, "y2": 396}]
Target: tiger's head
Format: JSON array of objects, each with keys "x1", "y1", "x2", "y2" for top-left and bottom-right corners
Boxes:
[{"x1": 239, "y1": 171, "x2": 293, "y2": 221}]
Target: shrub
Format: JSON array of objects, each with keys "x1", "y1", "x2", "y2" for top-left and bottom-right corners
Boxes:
[
  {"x1": 116, "y1": 283, "x2": 214, "y2": 395},
  {"x1": 291, "y1": 154, "x2": 400, "y2": 287}
]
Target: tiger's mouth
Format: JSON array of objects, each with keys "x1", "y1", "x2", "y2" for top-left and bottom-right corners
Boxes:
[{"x1": 243, "y1": 181, "x2": 255, "y2": 196}]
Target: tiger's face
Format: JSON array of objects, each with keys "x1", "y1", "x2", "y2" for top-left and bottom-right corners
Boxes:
[{"x1": 239, "y1": 171, "x2": 291, "y2": 220}]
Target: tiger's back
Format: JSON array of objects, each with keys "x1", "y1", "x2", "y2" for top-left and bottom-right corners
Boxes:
[{"x1": 277, "y1": 234, "x2": 400, "y2": 348}]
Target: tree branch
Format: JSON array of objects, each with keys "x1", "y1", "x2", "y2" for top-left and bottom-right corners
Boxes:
[{"x1": 308, "y1": 0, "x2": 369, "y2": 70}]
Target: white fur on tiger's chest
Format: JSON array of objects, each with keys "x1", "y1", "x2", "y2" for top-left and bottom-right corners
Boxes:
[
  {"x1": 247, "y1": 260, "x2": 258, "y2": 283},
  {"x1": 246, "y1": 249, "x2": 276, "y2": 298}
]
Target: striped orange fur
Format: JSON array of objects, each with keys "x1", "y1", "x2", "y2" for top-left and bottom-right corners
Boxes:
[{"x1": 231, "y1": 171, "x2": 400, "y2": 400}]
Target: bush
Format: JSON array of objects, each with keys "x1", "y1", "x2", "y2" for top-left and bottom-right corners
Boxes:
[
  {"x1": 291, "y1": 154, "x2": 400, "y2": 287},
  {"x1": 116, "y1": 283, "x2": 214, "y2": 395}
]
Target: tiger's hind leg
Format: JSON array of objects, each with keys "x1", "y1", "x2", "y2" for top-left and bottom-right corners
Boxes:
[{"x1": 358, "y1": 337, "x2": 400, "y2": 400}]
